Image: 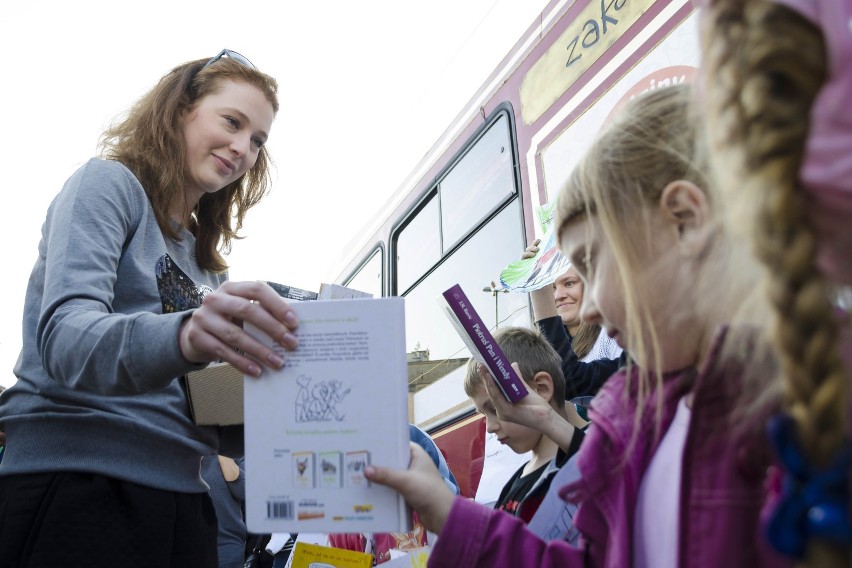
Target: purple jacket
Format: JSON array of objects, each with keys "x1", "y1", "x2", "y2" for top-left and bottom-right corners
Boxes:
[{"x1": 429, "y1": 330, "x2": 792, "y2": 567}]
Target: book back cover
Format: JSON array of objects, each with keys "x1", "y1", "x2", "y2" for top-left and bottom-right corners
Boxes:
[{"x1": 244, "y1": 297, "x2": 410, "y2": 534}]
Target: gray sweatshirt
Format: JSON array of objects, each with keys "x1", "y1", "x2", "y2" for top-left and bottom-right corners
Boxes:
[{"x1": 0, "y1": 158, "x2": 237, "y2": 492}]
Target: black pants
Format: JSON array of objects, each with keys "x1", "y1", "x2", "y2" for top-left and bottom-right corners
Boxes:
[{"x1": 0, "y1": 471, "x2": 218, "y2": 568}]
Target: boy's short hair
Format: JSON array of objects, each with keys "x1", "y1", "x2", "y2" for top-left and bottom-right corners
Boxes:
[{"x1": 462, "y1": 326, "x2": 566, "y2": 408}]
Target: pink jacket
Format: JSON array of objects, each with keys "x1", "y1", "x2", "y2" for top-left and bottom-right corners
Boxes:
[{"x1": 428, "y1": 329, "x2": 792, "y2": 567}]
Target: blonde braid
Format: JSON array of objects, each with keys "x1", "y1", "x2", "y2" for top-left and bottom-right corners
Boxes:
[{"x1": 702, "y1": 1, "x2": 847, "y2": 565}]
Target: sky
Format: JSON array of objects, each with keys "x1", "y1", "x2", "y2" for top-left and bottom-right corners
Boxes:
[{"x1": 0, "y1": 0, "x2": 552, "y2": 388}]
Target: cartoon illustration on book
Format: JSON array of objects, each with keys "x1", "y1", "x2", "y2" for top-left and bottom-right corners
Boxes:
[
  {"x1": 243, "y1": 297, "x2": 409, "y2": 534},
  {"x1": 345, "y1": 450, "x2": 371, "y2": 488},
  {"x1": 319, "y1": 451, "x2": 344, "y2": 489},
  {"x1": 295, "y1": 375, "x2": 313, "y2": 421},
  {"x1": 293, "y1": 451, "x2": 315, "y2": 489},
  {"x1": 295, "y1": 375, "x2": 351, "y2": 423}
]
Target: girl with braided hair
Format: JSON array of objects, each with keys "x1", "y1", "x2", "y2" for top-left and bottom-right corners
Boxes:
[{"x1": 695, "y1": 0, "x2": 852, "y2": 565}]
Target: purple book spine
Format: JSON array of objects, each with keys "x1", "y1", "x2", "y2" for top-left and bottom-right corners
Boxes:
[{"x1": 442, "y1": 284, "x2": 528, "y2": 403}]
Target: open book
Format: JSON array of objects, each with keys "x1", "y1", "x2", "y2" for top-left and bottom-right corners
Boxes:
[
  {"x1": 439, "y1": 284, "x2": 528, "y2": 403},
  {"x1": 243, "y1": 296, "x2": 411, "y2": 534}
]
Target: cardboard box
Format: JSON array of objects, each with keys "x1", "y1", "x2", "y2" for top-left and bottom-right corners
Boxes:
[{"x1": 185, "y1": 362, "x2": 244, "y2": 425}]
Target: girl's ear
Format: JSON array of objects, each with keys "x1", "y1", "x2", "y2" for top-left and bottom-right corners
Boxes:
[
  {"x1": 659, "y1": 180, "x2": 712, "y2": 258},
  {"x1": 531, "y1": 371, "x2": 555, "y2": 402}
]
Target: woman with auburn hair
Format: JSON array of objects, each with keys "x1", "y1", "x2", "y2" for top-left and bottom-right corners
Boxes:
[{"x1": 0, "y1": 50, "x2": 297, "y2": 567}]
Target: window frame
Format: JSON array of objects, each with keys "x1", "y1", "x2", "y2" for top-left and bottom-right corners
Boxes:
[
  {"x1": 342, "y1": 243, "x2": 385, "y2": 298},
  {"x1": 390, "y1": 103, "x2": 522, "y2": 297}
]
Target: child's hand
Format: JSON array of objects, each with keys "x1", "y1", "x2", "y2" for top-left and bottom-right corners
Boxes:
[
  {"x1": 481, "y1": 362, "x2": 551, "y2": 429},
  {"x1": 521, "y1": 238, "x2": 542, "y2": 260},
  {"x1": 364, "y1": 442, "x2": 455, "y2": 534},
  {"x1": 483, "y1": 363, "x2": 577, "y2": 450}
]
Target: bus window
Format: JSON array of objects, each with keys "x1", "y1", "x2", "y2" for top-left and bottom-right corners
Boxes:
[
  {"x1": 440, "y1": 114, "x2": 515, "y2": 251},
  {"x1": 331, "y1": 0, "x2": 702, "y2": 509},
  {"x1": 396, "y1": 194, "x2": 441, "y2": 293},
  {"x1": 345, "y1": 248, "x2": 383, "y2": 298},
  {"x1": 403, "y1": 202, "x2": 527, "y2": 371}
]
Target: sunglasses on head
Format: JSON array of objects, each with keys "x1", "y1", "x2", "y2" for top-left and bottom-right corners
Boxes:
[{"x1": 202, "y1": 49, "x2": 256, "y2": 70}]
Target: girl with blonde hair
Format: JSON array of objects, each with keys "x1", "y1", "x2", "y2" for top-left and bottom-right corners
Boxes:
[{"x1": 364, "y1": 84, "x2": 789, "y2": 567}]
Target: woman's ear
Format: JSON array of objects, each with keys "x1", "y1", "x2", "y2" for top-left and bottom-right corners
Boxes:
[
  {"x1": 179, "y1": 104, "x2": 197, "y2": 123},
  {"x1": 659, "y1": 180, "x2": 712, "y2": 257},
  {"x1": 531, "y1": 371, "x2": 555, "y2": 403}
]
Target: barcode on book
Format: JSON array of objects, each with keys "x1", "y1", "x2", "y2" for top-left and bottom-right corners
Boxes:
[{"x1": 267, "y1": 500, "x2": 294, "y2": 520}]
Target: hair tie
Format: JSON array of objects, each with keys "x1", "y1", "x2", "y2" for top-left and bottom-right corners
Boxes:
[{"x1": 765, "y1": 413, "x2": 852, "y2": 557}]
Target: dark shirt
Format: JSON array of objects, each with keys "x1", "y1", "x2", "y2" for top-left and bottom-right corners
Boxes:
[
  {"x1": 494, "y1": 427, "x2": 586, "y2": 523},
  {"x1": 537, "y1": 316, "x2": 626, "y2": 400},
  {"x1": 496, "y1": 461, "x2": 549, "y2": 517}
]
